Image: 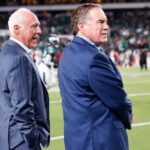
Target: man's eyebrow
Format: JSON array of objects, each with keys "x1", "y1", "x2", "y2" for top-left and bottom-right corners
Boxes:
[{"x1": 98, "y1": 19, "x2": 108, "y2": 22}]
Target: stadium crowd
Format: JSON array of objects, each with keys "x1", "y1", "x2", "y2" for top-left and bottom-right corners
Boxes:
[{"x1": 0, "y1": 9, "x2": 150, "y2": 68}]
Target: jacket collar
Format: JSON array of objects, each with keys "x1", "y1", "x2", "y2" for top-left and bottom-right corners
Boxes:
[
  {"x1": 7, "y1": 38, "x2": 31, "y2": 54},
  {"x1": 72, "y1": 36, "x2": 94, "y2": 47},
  {"x1": 72, "y1": 36, "x2": 104, "y2": 53}
]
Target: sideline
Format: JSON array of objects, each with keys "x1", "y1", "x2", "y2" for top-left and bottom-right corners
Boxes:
[
  {"x1": 132, "y1": 122, "x2": 150, "y2": 127},
  {"x1": 51, "y1": 136, "x2": 64, "y2": 141},
  {"x1": 125, "y1": 81, "x2": 150, "y2": 85},
  {"x1": 50, "y1": 122, "x2": 150, "y2": 141},
  {"x1": 129, "y1": 92, "x2": 150, "y2": 97},
  {"x1": 50, "y1": 92, "x2": 150, "y2": 104}
]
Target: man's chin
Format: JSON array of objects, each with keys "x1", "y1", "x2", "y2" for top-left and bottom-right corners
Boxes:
[
  {"x1": 98, "y1": 39, "x2": 108, "y2": 45},
  {"x1": 29, "y1": 41, "x2": 37, "y2": 49},
  {"x1": 28, "y1": 44, "x2": 36, "y2": 49}
]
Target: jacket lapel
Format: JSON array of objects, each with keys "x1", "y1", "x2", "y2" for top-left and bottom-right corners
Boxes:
[{"x1": 7, "y1": 39, "x2": 47, "y2": 90}]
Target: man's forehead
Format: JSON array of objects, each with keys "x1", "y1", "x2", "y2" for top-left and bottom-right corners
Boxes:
[{"x1": 89, "y1": 8, "x2": 107, "y2": 20}]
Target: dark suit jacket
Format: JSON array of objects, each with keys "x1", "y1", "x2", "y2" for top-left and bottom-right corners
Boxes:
[
  {"x1": 58, "y1": 36, "x2": 132, "y2": 150},
  {"x1": 0, "y1": 40, "x2": 50, "y2": 150}
]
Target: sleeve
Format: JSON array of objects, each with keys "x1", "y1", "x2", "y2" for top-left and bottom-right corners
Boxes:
[
  {"x1": 88, "y1": 53, "x2": 132, "y2": 129},
  {"x1": 7, "y1": 55, "x2": 39, "y2": 147}
]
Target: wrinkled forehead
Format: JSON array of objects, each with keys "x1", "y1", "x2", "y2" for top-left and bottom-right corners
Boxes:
[
  {"x1": 88, "y1": 7, "x2": 107, "y2": 20},
  {"x1": 31, "y1": 13, "x2": 40, "y2": 24},
  {"x1": 23, "y1": 11, "x2": 40, "y2": 25}
]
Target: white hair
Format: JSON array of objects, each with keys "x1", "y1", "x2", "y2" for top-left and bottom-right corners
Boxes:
[{"x1": 8, "y1": 8, "x2": 33, "y2": 35}]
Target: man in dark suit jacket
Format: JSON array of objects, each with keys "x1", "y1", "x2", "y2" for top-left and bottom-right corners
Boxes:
[
  {"x1": 58, "y1": 3, "x2": 133, "y2": 150},
  {"x1": 0, "y1": 8, "x2": 50, "y2": 150}
]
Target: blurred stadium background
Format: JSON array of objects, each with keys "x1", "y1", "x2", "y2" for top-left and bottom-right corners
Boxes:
[{"x1": 0, "y1": 0, "x2": 150, "y2": 150}]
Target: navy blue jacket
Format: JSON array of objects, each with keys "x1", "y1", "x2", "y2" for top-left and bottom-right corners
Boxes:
[
  {"x1": 0, "y1": 40, "x2": 50, "y2": 150},
  {"x1": 58, "y1": 36, "x2": 132, "y2": 150}
]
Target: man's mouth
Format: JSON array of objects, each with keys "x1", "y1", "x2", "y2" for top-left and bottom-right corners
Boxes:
[
  {"x1": 32, "y1": 36, "x2": 38, "y2": 40},
  {"x1": 101, "y1": 33, "x2": 107, "y2": 35}
]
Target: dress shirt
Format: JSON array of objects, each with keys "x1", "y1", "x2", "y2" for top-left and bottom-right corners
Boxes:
[
  {"x1": 76, "y1": 34, "x2": 104, "y2": 52},
  {"x1": 10, "y1": 37, "x2": 31, "y2": 54}
]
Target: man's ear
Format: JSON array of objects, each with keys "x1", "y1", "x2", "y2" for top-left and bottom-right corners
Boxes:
[
  {"x1": 77, "y1": 21, "x2": 85, "y2": 32},
  {"x1": 13, "y1": 25, "x2": 20, "y2": 35}
]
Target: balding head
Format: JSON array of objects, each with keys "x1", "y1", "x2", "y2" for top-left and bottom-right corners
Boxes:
[
  {"x1": 8, "y1": 8, "x2": 36, "y2": 35},
  {"x1": 8, "y1": 8, "x2": 41, "y2": 49}
]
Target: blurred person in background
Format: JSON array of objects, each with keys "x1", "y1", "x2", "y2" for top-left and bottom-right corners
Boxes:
[
  {"x1": 0, "y1": 8, "x2": 50, "y2": 150},
  {"x1": 139, "y1": 48, "x2": 148, "y2": 70},
  {"x1": 55, "y1": 48, "x2": 62, "y2": 67},
  {"x1": 58, "y1": 3, "x2": 133, "y2": 150},
  {"x1": 34, "y1": 50, "x2": 56, "y2": 90}
]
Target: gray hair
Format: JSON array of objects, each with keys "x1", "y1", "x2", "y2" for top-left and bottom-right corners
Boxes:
[
  {"x1": 8, "y1": 8, "x2": 32, "y2": 35},
  {"x1": 71, "y1": 3, "x2": 101, "y2": 35}
]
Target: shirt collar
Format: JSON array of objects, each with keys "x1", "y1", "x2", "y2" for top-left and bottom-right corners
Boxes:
[
  {"x1": 76, "y1": 34, "x2": 95, "y2": 46},
  {"x1": 76, "y1": 34, "x2": 103, "y2": 52},
  {"x1": 10, "y1": 37, "x2": 31, "y2": 54}
]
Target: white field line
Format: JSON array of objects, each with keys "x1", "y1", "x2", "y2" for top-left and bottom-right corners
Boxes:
[
  {"x1": 129, "y1": 92, "x2": 150, "y2": 97},
  {"x1": 125, "y1": 81, "x2": 150, "y2": 84},
  {"x1": 51, "y1": 122, "x2": 150, "y2": 141},
  {"x1": 50, "y1": 100, "x2": 61, "y2": 104},
  {"x1": 51, "y1": 87, "x2": 150, "y2": 93},
  {"x1": 50, "y1": 81, "x2": 150, "y2": 93},
  {"x1": 51, "y1": 135, "x2": 64, "y2": 141},
  {"x1": 132, "y1": 122, "x2": 150, "y2": 127},
  {"x1": 121, "y1": 73, "x2": 150, "y2": 76},
  {"x1": 50, "y1": 92, "x2": 150, "y2": 104}
]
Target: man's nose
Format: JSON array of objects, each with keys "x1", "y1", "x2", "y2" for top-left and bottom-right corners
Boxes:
[
  {"x1": 104, "y1": 23, "x2": 109, "y2": 30},
  {"x1": 37, "y1": 26, "x2": 42, "y2": 34}
]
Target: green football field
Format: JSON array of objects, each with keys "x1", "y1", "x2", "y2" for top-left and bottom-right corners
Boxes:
[{"x1": 43, "y1": 67, "x2": 150, "y2": 150}]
